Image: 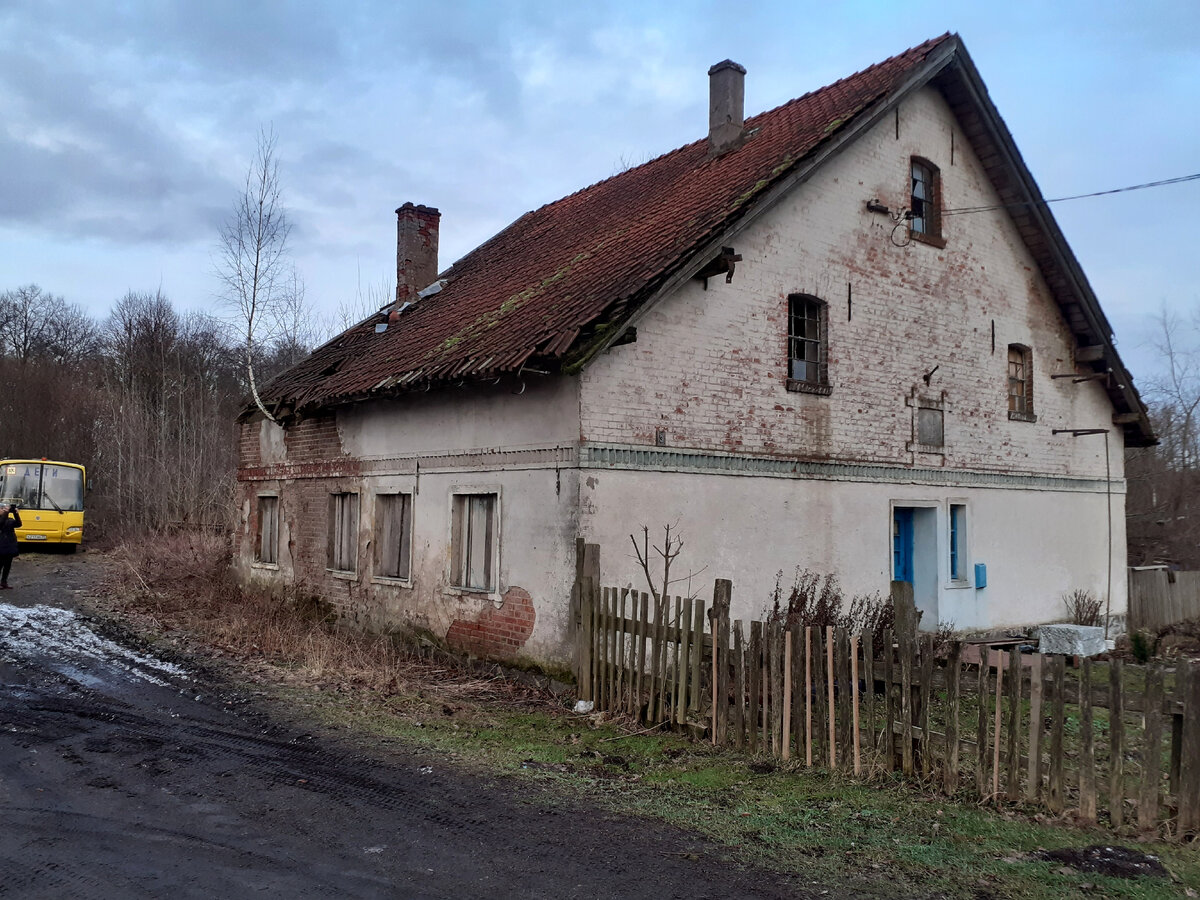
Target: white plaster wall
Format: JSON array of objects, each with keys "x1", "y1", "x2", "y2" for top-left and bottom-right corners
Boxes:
[
  {"x1": 579, "y1": 85, "x2": 1124, "y2": 483},
  {"x1": 338, "y1": 375, "x2": 580, "y2": 458},
  {"x1": 579, "y1": 467, "x2": 1126, "y2": 632},
  {"x1": 361, "y1": 465, "x2": 581, "y2": 666}
]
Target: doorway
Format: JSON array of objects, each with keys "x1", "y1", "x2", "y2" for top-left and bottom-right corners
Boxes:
[{"x1": 892, "y1": 505, "x2": 938, "y2": 629}]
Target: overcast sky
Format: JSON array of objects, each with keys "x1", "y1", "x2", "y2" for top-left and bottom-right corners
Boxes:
[{"x1": 1, "y1": 0, "x2": 1197, "y2": 385}]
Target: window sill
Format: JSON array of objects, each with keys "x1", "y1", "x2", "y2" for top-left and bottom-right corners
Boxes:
[
  {"x1": 785, "y1": 379, "x2": 832, "y2": 396},
  {"x1": 906, "y1": 441, "x2": 945, "y2": 455},
  {"x1": 251, "y1": 561, "x2": 279, "y2": 571},
  {"x1": 445, "y1": 585, "x2": 503, "y2": 608},
  {"x1": 1008, "y1": 410, "x2": 1038, "y2": 423},
  {"x1": 909, "y1": 230, "x2": 946, "y2": 250},
  {"x1": 371, "y1": 575, "x2": 413, "y2": 589},
  {"x1": 945, "y1": 580, "x2": 973, "y2": 590},
  {"x1": 327, "y1": 569, "x2": 358, "y2": 581}
]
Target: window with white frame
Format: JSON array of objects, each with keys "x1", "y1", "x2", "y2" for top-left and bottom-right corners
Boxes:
[
  {"x1": 451, "y1": 492, "x2": 497, "y2": 592},
  {"x1": 256, "y1": 495, "x2": 278, "y2": 565},
  {"x1": 374, "y1": 492, "x2": 413, "y2": 580},
  {"x1": 949, "y1": 503, "x2": 968, "y2": 583},
  {"x1": 328, "y1": 492, "x2": 359, "y2": 573}
]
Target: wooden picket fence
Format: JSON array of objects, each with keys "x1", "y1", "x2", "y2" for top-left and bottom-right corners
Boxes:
[{"x1": 573, "y1": 570, "x2": 1200, "y2": 838}]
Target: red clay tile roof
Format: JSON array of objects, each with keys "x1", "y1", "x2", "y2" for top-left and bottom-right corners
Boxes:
[{"x1": 259, "y1": 34, "x2": 955, "y2": 414}]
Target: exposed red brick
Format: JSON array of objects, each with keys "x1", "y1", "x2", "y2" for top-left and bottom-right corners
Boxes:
[{"x1": 445, "y1": 586, "x2": 537, "y2": 659}]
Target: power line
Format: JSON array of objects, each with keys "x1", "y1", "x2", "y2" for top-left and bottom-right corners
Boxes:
[{"x1": 940, "y1": 172, "x2": 1200, "y2": 217}]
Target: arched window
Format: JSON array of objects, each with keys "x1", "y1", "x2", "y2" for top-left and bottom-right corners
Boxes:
[
  {"x1": 786, "y1": 294, "x2": 830, "y2": 394},
  {"x1": 1007, "y1": 344, "x2": 1035, "y2": 421},
  {"x1": 909, "y1": 157, "x2": 943, "y2": 245}
]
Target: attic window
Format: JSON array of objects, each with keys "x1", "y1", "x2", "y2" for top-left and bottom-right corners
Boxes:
[
  {"x1": 786, "y1": 294, "x2": 830, "y2": 395},
  {"x1": 909, "y1": 157, "x2": 944, "y2": 247},
  {"x1": 1008, "y1": 344, "x2": 1036, "y2": 422}
]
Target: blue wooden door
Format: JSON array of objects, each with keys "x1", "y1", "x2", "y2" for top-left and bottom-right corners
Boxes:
[{"x1": 893, "y1": 508, "x2": 914, "y2": 583}]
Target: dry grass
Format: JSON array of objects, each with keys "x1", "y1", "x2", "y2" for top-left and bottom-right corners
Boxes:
[{"x1": 96, "y1": 531, "x2": 546, "y2": 710}]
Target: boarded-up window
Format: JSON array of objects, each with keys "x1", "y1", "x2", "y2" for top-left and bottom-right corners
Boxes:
[
  {"x1": 917, "y1": 406, "x2": 944, "y2": 447},
  {"x1": 328, "y1": 492, "x2": 359, "y2": 573},
  {"x1": 451, "y1": 493, "x2": 496, "y2": 592},
  {"x1": 1008, "y1": 344, "x2": 1035, "y2": 421},
  {"x1": 256, "y1": 495, "x2": 278, "y2": 565},
  {"x1": 374, "y1": 493, "x2": 412, "y2": 580}
]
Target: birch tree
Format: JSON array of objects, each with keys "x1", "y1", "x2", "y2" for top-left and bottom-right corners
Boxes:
[{"x1": 216, "y1": 127, "x2": 294, "y2": 422}]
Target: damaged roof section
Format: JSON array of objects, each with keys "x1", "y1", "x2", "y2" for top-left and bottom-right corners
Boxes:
[
  {"x1": 253, "y1": 32, "x2": 1154, "y2": 446},
  {"x1": 255, "y1": 35, "x2": 954, "y2": 411}
]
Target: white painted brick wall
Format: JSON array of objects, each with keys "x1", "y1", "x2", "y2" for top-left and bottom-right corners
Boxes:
[{"x1": 580, "y1": 86, "x2": 1125, "y2": 481}]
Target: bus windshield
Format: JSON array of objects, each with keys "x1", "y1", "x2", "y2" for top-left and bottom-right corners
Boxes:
[{"x1": 0, "y1": 463, "x2": 84, "y2": 512}]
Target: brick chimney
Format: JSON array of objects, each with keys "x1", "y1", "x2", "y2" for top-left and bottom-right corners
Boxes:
[
  {"x1": 708, "y1": 60, "x2": 746, "y2": 157},
  {"x1": 395, "y1": 202, "x2": 440, "y2": 307}
]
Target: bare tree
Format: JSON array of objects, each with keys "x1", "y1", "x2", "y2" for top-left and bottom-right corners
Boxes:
[
  {"x1": 216, "y1": 127, "x2": 296, "y2": 422},
  {"x1": 0, "y1": 284, "x2": 66, "y2": 363},
  {"x1": 629, "y1": 524, "x2": 707, "y2": 601}
]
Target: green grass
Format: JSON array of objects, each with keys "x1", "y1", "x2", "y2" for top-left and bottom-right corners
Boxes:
[{"x1": 256, "y1": 677, "x2": 1200, "y2": 900}]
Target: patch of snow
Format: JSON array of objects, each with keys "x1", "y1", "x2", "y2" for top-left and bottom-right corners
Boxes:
[{"x1": 0, "y1": 602, "x2": 188, "y2": 686}]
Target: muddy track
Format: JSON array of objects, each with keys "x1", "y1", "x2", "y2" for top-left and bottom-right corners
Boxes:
[{"x1": 0, "y1": 553, "x2": 816, "y2": 899}]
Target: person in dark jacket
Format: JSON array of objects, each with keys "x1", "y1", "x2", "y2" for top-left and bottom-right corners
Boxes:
[{"x1": 0, "y1": 503, "x2": 21, "y2": 588}]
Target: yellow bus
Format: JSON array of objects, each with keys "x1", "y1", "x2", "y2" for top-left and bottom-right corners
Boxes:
[{"x1": 0, "y1": 459, "x2": 86, "y2": 550}]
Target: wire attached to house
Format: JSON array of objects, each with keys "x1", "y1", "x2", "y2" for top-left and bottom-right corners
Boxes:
[{"x1": 940, "y1": 172, "x2": 1200, "y2": 218}]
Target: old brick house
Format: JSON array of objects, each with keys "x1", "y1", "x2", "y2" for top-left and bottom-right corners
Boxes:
[{"x1": 235, "y1": 34, "x2": 1154, "y2": 668}]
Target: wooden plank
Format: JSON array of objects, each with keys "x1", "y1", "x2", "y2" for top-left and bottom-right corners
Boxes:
[
  {"x1": 1048, "y1": 655, "x2": 1066, "y2": 814},
  {"x1": 1079, "y1": 658, "x2": 1097, "y2": 824},
  {"x1": 791, "y1": 624, "x2": 803, "y2": 759},
  {"x1": 805, "y1": 626, "x2": 813, "y2": 766},
  {"x1": 1109, "y1": 658, "x2": 1125, "y2": 828},
  {"x1": 749, "y1": 621, "x2": 762, "y2": 754},
  {"x1": 602, "y1": 587, "x2": 613, "y2": 710},
  {"x1": 1179, "y1": 662, "x2": 1200, "y2": 834},
  {"x1": 812, "y1": 625, "x2": 827, "y2": 766},
  {"x1": 636, "y1": 592, "x2": 649, "y2": 718},
  {"x1": 690, "y1": 598, "x2": 705, "y2": 719},
  {"x1": 1006, "y1": 646, "x2": 1021, "y2": 801},
  {"x1": 773, "y1": 623, "x2": 785, "y2": 758},
  {"x1": 734, "y1": 620, "x2": 746, "y2": 751},
  {"x1": 883, "y1": 628, "x2": 895, "y2": 772},
  {"x1": 900, "y1": 629, "x2": 914, "y2": 777},
  {"x1": 991, "y1": 650, "x2": 1003, "y2": 801},
  {"x1": 648, "y1": 593, "x2": 663, "y2": 723},
  {"x1": 1171, "y1": 659, "x2": 1186, "y2": 797},
  {"x1": 1139, "y1": 664, "x2": 1164, "y2": 832},
  {"x1": 591, "y1": 579, "x2": 602, "y2": 704},
  {"x1": 766, "y1": 624, "x2": 775, "y2": 754},
  {"x1": 676, "y1": 596, "x2": 692, "y2": 727},
  {"x1": 617, "y1": 588, "x2": 628, "y2": 712},
  {"x1": 977, "y1": 651, "x2": 990, "y2": 799},
  {"x1": 579, "y1": 576, "x2": 595, "y2": 702},
  {"x1": 918, "y1": 634, "x2": 934, "y2": 779},
  {"x1": 862, "y1": 627, "x2": 876, "y2": 758},
  {"x1": 851, "y1": 633, "x2": 860, "y2": 776},
  {"x1": 783, "y1": 629, "x2": 793, "y2": 762},
  {"x1": 827, "y1": 625, "x2": 837, "y2": 769},
  {"x1": 945, "y1": 641, "x2": 962, "y2": 794},
  {"x1": 712, "y1": 581, "x2": 731, "y2": 745},
  {"x1": 1026, "y1": 653, "x2": 1044, "y2": 804},
  {"x1": 837, "y1": 628, "x2": 851, "y2": 769}
]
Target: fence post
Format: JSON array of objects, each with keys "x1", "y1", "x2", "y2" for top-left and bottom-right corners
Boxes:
[
  {"x1": 1179, "y1": 662, "x2": 1200, "y2": 834},
  {"x1": 578, "y1": 575, "x2": 595, "y2": 701},
  {"x1": 1079, "y1": 658, "x2": 1097, "y2": 823},
  {"x1": 1109, "y1": 658, "x2": 1125, "y2": 828},
  {"x1": 711, "y1": 579, "x2": 731, "y2": 746},
  {"x1": 1140, "y1": 664, "x2": 1164, "y2": 832},
  {"x1": 944, "y1": 640, "x2": 961, "y2": 795}
]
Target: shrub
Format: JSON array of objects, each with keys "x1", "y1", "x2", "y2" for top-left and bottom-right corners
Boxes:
[
  {"x1": 1062, "y1": 588, "x2": 1103, "y2": 627},
  {"x1": 766, "y1": 568, "x2": 895, "y2": 655},
  {"x1": 1129, "y1": 629, "x2": 1155, "y2": 664}
]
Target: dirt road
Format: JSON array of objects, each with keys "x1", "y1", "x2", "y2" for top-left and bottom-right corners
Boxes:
[{"x1": 0, "y1": 552, "x2": 811, "y2": 899}]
